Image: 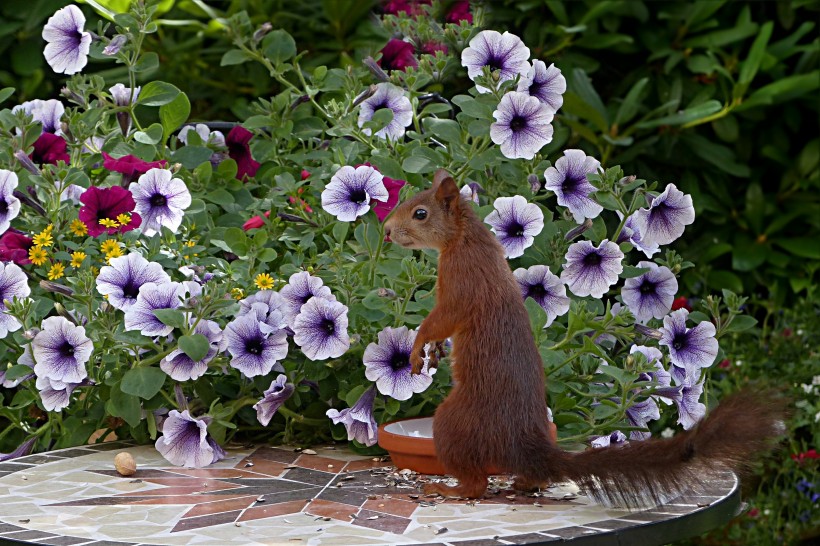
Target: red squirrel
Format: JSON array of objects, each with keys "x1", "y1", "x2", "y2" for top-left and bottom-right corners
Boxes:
[{"x1": 383, "y1": 169, "x2": 785, "y2": 506}]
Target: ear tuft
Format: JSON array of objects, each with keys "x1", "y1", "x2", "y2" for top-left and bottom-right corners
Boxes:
[{"x1": 434, "y1": 171, "x2": 460, "y2": 211}]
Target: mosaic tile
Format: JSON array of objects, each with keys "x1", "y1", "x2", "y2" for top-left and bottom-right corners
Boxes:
[{"x1": 0, "y1": 443, "x2": 740, "y2": 546}]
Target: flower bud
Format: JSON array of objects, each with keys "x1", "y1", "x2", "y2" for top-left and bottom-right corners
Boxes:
[
  {"x1": 53, "y1": 302, "x2": 78, "y2": 325},
  {"x1": 252, "y1": 22, "x2": 273, "y2": 43},
  {"x1": 362, "y1": 56, "x2": 390, "y2": 83},
  {"x1": 13, "y1": 150, "x2": 40, "y2": 175},
  {"x1": 634, "y1": 324, "x2": 662, "y2": 340},
  {"x1": 60, "y1": 87, "x2": 86, "y2": 107},
  {"x1": 290, "y1": 95, "x2": 310, "y2": 110},
  {"x1": 528, "y1": 174, "x2": 541, "y2": 193},
  {"x1": 23, "y1": 328, "x2": 40, "y2": 340},
  {"x1": 565, "y1": 218, "x2": 594, "y2": 241},
  {"x1": 377, "y1": 287, "x2": 397, "y2": 299},
  {"x1": 39, "y1": 280, "x2": 74, "y2": 296},
  {"x1": 103, "y1": 35, "x2": 127, "y2": 56},
  {"x1": 618, "y1": 175, "x2": 637, "y2": 186},
  {"x1": 352, "y1": 85, "x2": 378, "y2": 107}
]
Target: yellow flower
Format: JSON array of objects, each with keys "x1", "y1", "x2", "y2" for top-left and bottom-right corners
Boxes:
[
  {"x1": 69, "y1": 220, "x2": 88, "y2": 237},
  {"x1": 254, "y1": 273, "x2": 275, "y2": 290},
  {"x1": 99, "y1": 218, "x2": 119, "y2": 229},
  {"x1": 116, "y1": 213, "x2": 132, "y2": 226},
  {"x1": 105, "y1": 247, "x2": 123, "y2": 263},
  {"x1": 231, "y1": 288, "x2": 245, "y2": 300},
  {"x1": 32, "y1": 229, "x2": 53, "y2": 248},
  {"x1": 28, "y1": 246, "x2": 48, "y2": 266},
  {"x1": 100, "y1": 240, "x2": 121, "y2": 255},
  {"x1": 70, "y1": 251, "x2": 86, "y2": 268},
  {"x1": 47, "y1": 263, "x2": 65, "y2": 280},
  {"x1": 185, "y1": 240, "x2": 196, "y2": 248}
]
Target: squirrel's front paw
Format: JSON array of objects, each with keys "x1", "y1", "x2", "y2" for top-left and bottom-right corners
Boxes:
[{"x1": 409, "y1": 351, "x2": 425, "y2": 375}]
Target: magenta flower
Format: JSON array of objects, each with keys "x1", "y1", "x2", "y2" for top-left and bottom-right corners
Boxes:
[
  {"x1": 446, "y1": 0, "x2": 472, "y2": 23},
  {"x1": 372, "y1": 171, "x2": 406, "y2": 222},
  {"x1": 378, "y1": 39, "x2": 418, "y2": 71},
  {"x1": 0, "y1": 231, "x2": 33, "y2": 265},
  {"x1": 78, "y1": 186, "x2": 142, "y2": 237},
  {"x1": 31, "y1": 133, "x2": 70, "y2": 165},
  {"x1": 226, "y1": 126, "x2": 260, "y2": 180},
  {"x1": 102, "y1": 152, "x2": 167, "y2": 179}
]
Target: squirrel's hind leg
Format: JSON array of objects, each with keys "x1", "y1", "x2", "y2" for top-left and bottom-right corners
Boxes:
[
  {"x1": 423, "y1": 474, "x2": 488, "y2": 499},
  {"x1": 513, "y1": 475, "x2": 549, "y2": 492}
]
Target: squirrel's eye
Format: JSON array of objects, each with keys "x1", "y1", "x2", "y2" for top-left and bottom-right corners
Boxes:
[{"x1": 413, "y1": 209, "x2": 428, "y2": 220}]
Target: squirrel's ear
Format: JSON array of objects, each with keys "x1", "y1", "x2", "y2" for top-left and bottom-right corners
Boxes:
[{"x1": 434, "y1": 173, "x2": 460, "y2": 211}]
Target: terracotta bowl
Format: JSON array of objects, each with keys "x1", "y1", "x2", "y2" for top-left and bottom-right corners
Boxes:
[{"x1": 378, "y1": 416, "x2": 558, "y2": 476}]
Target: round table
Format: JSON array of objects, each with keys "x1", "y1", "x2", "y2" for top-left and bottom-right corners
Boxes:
[{"x1": 0, "y1": 442, "x2": 740, "y2": 546}]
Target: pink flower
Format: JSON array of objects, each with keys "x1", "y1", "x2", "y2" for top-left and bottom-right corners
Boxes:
[
  {"x1": 226, "y1": 126, "x2": 260, "y2": 181},
  {"x1": 243, "y1": 210, "x2": 271, "y2": 231},
  {"x1": 31, "y1": 133, "x2": 69, "y2": 165},
  {"x1": 378, "y1": 39, "x2": 418, "y2": 71},
  {"x1": 446, "y1": 0, "x2": 472, "y2": 23},
  {"x1": 421, "y1": 41, "x2": 448, "y2": 55},
  {"x1": 0, "y1": 231, "x2": 33, "y2": 265},
  {"x1": 301, "y1": 169, "x2": 311, "y2": 180},
  {"x1": 382, "y1": 0, "x2": 430, "y2": 17},
  {"x1": 78, "y1": 186, "x2": 142, "y2": 237},
  {"x1": 103, "y1": 152, "x2": 166, "y2": 179},
  {"x1": 373, "y1": 175, "x2": 405, "y2": 221}
]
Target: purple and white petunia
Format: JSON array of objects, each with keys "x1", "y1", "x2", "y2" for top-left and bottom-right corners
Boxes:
[
  {"x1": 35, "y1": 375, "x2": 81, "y2": 412},
  {"x1": 42, "y1": 5, "x2": 92, "y2": 75},
  {"x1": 484, "y1": 195, "x2": 544, "y2": 259},
  {"x1": 0, "y1": 437, "x2": 36, "y2": 462},
  {"x1": 618, "y1": 212, "x2": 660, "y2": 258},
  {"x1": 0, "y1": 262, "x2": 30, "y2": 338},
  {"x1": 109, "y1": 83, "x2": 140, "y2": 106},
  {"x1": 357, "y1": 83, "x2": 413, "y2": 141},
  {"x1": 293, "y1": 297, "x2": 350, "y2": 361},
  {"x1": 155, "y1": 410, "x2": 227, "y2": 468},
  {"x1": 0, "y1": 170, "x2": 21, "y2": 236},
  {"x1": 489, "y1": 91, "x2": 554, "y2": 160},
  {"x1": 123, "y1": 282, "x2": 187, "y2": 337},
  {"x1": 160, "y1": 320, "x2": 225, "y2": 381},
  {"x1": 517, "y1": 60, "x2": 566, "y2": 112},
  {"x1": 12, "y1": 99, "x2": 65, "y2": 134},
  {"x1": 96, "y1": 252, "x2": 171, "y2": 311},
  {"x1": 561, "y1": 239, "x2": 624, "y2": 298},
  {"x1": 363, "y1": 326, "x2": 435, "y2": 401},
  {"x1": 129, "y1": 168, "x2": 192, "y2": 236},
  {"x1": 321, "y1": 165, "x2": 388, "y2": 222},
  {"x1": 544, "y1": 149, "x2": 603, "y2": 224},
  {"x1": 591, "y1": 430, "x2": 627, "y2": 448},
  {"x1": 513, "y1": 265, "x2": 570, "y2": 327},
  {"x1": 461, "y1": 30, "x2": 530, "y2": 93},
  {"x1": 238, "y1": 290, "x2": 287, "y2": 332},
  {"x1": 31, "y1": 316, "x2": 91, "y2": 385},
  {"x1": 224, "y1": 312, "x2": 288, "y2": 378},
  {"x1": 178, "y1": 123, "x2": 226, "y2": 147},
  {"x1": 254, "y1": 374, "x2": 295, "y2": 426},
  {"x1": 326, "y1": 385, "x2": 379, "y2": 446},
  {"x1": 675, "y1": 379, "x2": 707, "y2": 430},
  {"x1": 633, "y1": 184, "x2": 695, "y2": 248},
  {"x1": 659, "y1": 309, "x2": 719, "y2": 383},
  {"x1": 625, "y1": 398, "x2": 661, "y2": 441},
  {"x1": 279, "y1": 271, "x2": 336, "y2": 327},
  {"x1": 621, "y1": 262, "x2": 678, "y2": 323}
]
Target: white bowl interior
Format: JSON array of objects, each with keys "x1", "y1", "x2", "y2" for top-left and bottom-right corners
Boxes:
[{"x1": 384, "y1": 417, "x2": 434, "y2": 438}]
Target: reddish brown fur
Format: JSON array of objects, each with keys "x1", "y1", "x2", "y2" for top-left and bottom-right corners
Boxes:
[{"x1": 384, "y1": 170, "x2": 786, "y2": 506}]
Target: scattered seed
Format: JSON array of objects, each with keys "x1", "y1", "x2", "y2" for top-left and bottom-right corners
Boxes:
[
  {"x1": 697, "y1": 502, "x2": 712, "y2": 507},
  {"x1": 327, "y1": 464, "x2": 334, "y2": 468},
  {"x1": 235, "y1": 522, "x2": 242, "y2": 527},
  {"x1": 129, "y1": 479, "x2": 142, "y2": 484},
  {"x1": 18, "y1": 519, "x2": 29, "y2": 524},
  {"x1": 349, "y1": 513, "x2": 357, "y2": 519},
  {"x1": 434, "y1": 527, "x2": 448, "y2": 535},
  {"x1": 244, "y1": 462, "x2": 254, "y2": 467},
  {"x1": 408, "y1": 494, "x2": 419, "y2": 499},
  {"x1": 302, "y1": 449, "x2": 317, "y2": 455},
  {"x1": 533, "y1": 502, "x2": 542, "y2": 507},
  {"x1": 283, "y1": 519, "x2": 292, "y2": 524},
  {"x1": 285, "y1": 464, "x2": 298, "y2": 469},
  {"x1": 335, "y1": 483, "x2": 343, "y2": 488},
  {"x1": 378, "y1": 503, "x2": 385, "y2": 508},
  {"x1": 506, "y1": 494, "x2": 516, "y2": 500},
  {"x1": 257, "y1": 496, "x2": 266, "y2": 503},
  {"x1": 21, "y1": 476, "x2": 27, "y2": 481},
  {"x1": 367, "y1": 495, "x2": 378, "y2": 500},
  {"x1": 367, "y1": 515, "x2": 379, "y2": 520},
  {"x1": 341, "y1": 475, "x2": 355, "y2": 481}
]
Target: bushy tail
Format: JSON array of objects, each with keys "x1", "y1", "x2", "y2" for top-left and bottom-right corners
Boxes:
[{"x1": 539, "y1": 390, "x2": 787, "y2": 508}]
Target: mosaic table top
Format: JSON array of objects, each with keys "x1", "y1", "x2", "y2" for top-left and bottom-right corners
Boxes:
[{"x1": 0, "y1": 442, "x2": 740, "y2": 546}]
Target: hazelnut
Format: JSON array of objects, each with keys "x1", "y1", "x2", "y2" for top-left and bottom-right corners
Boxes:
[{"x1": 114, "y1": 452, "x2": 137, "y2": 476}]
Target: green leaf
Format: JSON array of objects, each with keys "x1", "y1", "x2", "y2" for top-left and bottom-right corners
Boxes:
[
  {"x1": 256, "y1": 248, "x2": 278, "y2": 262},
  {"x1": 569, "y1": 69, "x2": 609, "y2": 129},
  {"x1": 0, "y1": 87, "x2": 14, "y2": 104},
  {"x1": 152, "y1": 309, "x2": 187, "y2": 329},
  {"x1": 133, "y1": 52, "x2": 159, "y2": 73},
  {"x1": 738, "y1": 21, "x2": 774, "y2": 86},
  {"x1": 121, "y1": 367, "x2": 167, "y2": 400},
  {"x1": 173, "y1": 146, "x2": 214, "y2": 169},
  {"x1": 684, "y1": 21, "x2": 759, "y2": 49},
  {"x1": 422, "y1": 118, "x2": 462, "y2": 143},
  {"x1": 614, "y1": 78, "x2": 648, "y2": 127},
  {"x1": 367, "y1": 155, "x2": 404, "y2": 180},
  {"x1": 332, "y1": 221, "x2": 350, "y2": 243},
  {"x1": 4, "y1": 364, "x2": 32, "y2": 381},
  {"x1": 451, "y1": 94, "x2": 494, "y2": 119},
  {"x1": 108, "y1": 385, "x2": 142, "y2": 427},
  {"x1": 134, "y1": 123, "x2": 164, "y2": 145},
  {"x1": 732, "y1": 236, "x2": 769, "y2": 272},
  {"x1": 402, "y1": 155, "x2": 436, "y2": 174},
  {"x1": 620, "y1": 265, "x2": 651, "y2": 279},
  {"x1": 525, "y1": 297, "x2": 548, "y2": 331},
  {"x1": 178, "y1": 334, "x2": 210, "y2": 362},
  {"x1": 738, "y1": 73, "x2": 820, "y2": 111},
  {"x1": 707, "y1": 270, "x2": 744, "y2": 295},
  {"x1": 725, "y1": 315, "x2": 758, "y2": 333},
  {"x1": 775, "y1": 238, "x2": 820, "y2": 259},
  {"x1": 362, "y1": 108, "x2": 393, "y2": 134},
  {"x1": 136, "y1": 81, "x2": 181, "y2": 106},
  {"x1": 635, "y1": 100, "x2": 722, "y2": 129},
  {"x1": 262, "y1": 29, "x2": 297, "y2": 65},
  {"x1": 159, "y1": 92, "x2": 191, "y2": 141},
  {"x1": 220, "y1": 49, "x2": 252, "y2": 66},
  {"x1": 224, "y1": 227, "x2": 249, "y2": 256}
]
